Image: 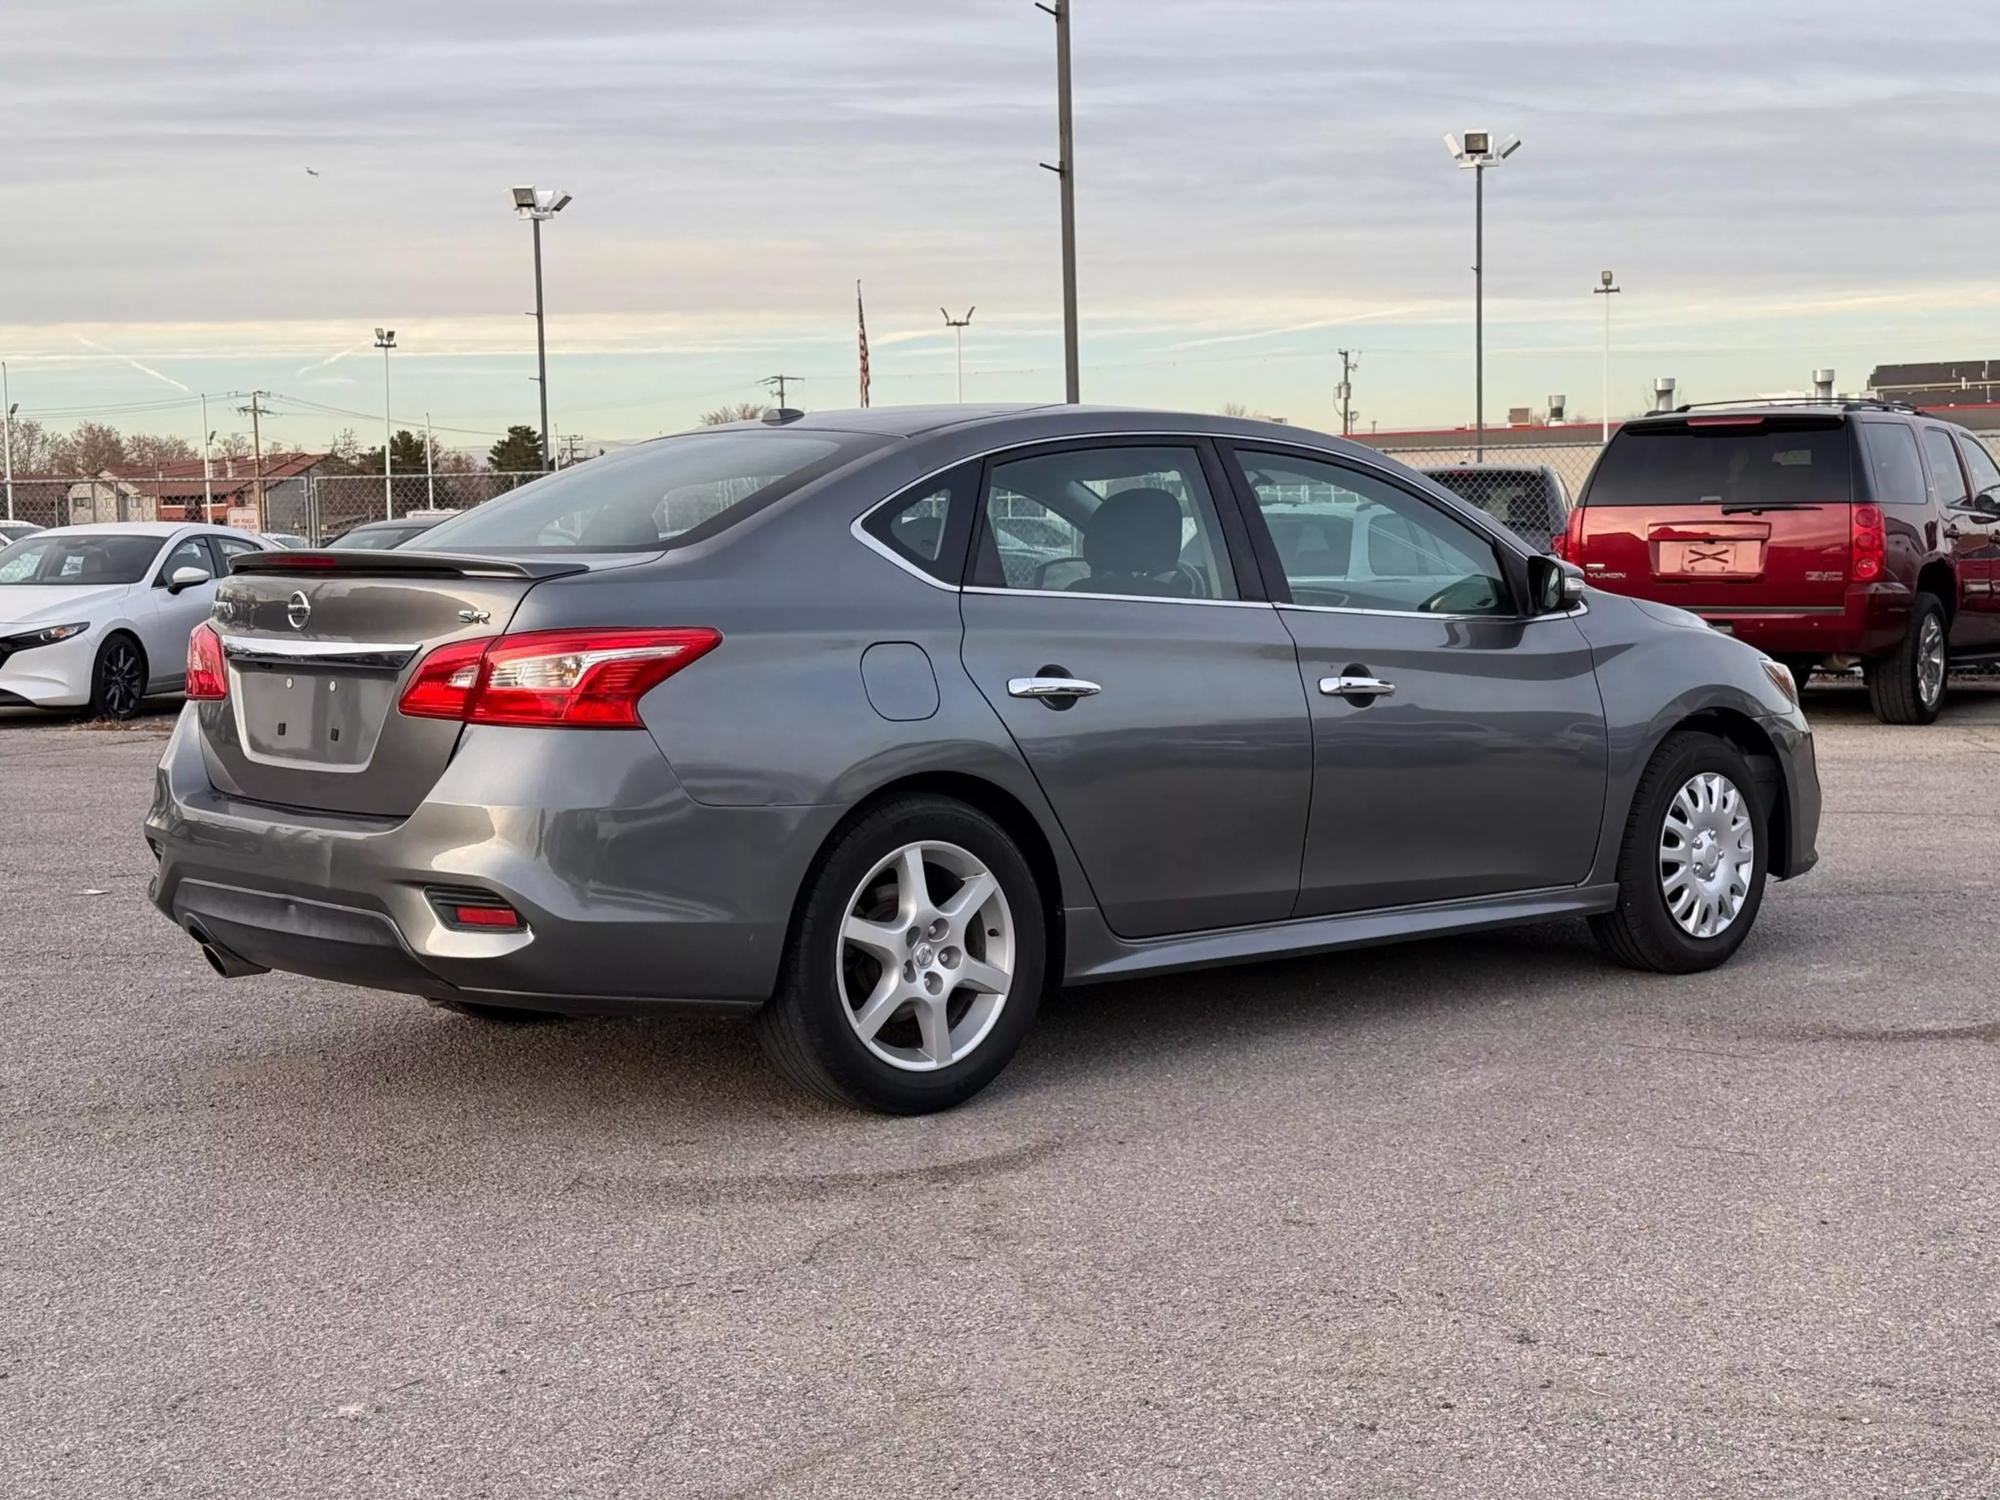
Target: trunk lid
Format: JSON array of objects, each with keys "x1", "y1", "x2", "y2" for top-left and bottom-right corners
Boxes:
[
  {"x1": 197, "y1": 551, "x2": 589, "y2": 817},
  {"x1": 1573, "y1": 414, "x2": 1853, "y2": 611}
]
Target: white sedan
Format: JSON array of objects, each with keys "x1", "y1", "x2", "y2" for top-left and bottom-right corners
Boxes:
[{"x1": 0, "y1": 523, "x2": 272, "y2": 718}]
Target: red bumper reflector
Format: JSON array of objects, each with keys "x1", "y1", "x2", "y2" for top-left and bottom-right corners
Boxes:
[{"x1": 449, "y1": 905, "x2": 523, "y2": 929}]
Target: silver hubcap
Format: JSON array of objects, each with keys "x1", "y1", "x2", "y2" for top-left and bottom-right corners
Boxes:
[
  {"x1": 1660, "y1": 772, "x2": 1755, "y2": 939},
  {"x1": 837, "y1": 840, "x2": 1014, "y2": 1072},
  {"x1": 1917, "y1": 614, "x2": 1946, "y2": 707}
]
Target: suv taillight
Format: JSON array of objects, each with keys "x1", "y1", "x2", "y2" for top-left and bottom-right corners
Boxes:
[
  {"x1": 398, "y1": 628, "x2": 721, "y2": 728},
  {"x1": 1553, "y1": 508, "x2": 1586, "y2": 561},
  {"x1": 1850, "y1": 503, "x2": 1886, "y2": 582},
  {"x1": 186, "y1": 622, "x2": 228, "y2": 701}
]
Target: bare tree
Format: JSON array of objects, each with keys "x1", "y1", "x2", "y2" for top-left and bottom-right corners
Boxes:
[
  {"x1": 126, "y1": 433, "x2": 198, "y2": 469},
  {"x1": 699, "y1": 401, "x2": 767, "y2": 426},
  {"x1": 48, "y1": 421, "x2": 127, "y2": 475}
]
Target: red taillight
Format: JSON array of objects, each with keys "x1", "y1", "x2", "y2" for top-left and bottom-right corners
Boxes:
[
  {"x1": 186, "y1": 622, "x2": 228, "y2": 701},
  {"x1": 1851, "y1": 503, "x2": 1886, "y2": 583},
  {"x1": 397, "y1": 637, "x2": 490, "y2": 720},
  {"x1": 397, "y1": 627, "x2": 721, "y2": 729},
  {"x1": 1553, "y1": 508, "x2": 1587, "y2": 561}
]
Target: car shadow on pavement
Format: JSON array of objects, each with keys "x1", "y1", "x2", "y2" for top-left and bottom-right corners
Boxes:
[{"x1": 200, "y1": 917, "x2": 1620, "y2": 1138}]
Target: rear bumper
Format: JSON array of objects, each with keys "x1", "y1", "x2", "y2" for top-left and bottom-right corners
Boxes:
[
  {"x1": 145, "y1": 707, "x2": 841, "y2": 1014},
  {"x1": 1693, "y1": 582, "x2": 1908, "y2": 658}
]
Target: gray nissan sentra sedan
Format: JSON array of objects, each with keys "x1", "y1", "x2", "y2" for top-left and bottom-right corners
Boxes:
[{"x1": 146, "y1": 405, "x2": 1820, "y2": 1113}]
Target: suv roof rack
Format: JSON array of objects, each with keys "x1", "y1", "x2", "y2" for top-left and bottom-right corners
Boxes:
[{"x1": 1664, "y1": 397, "x2": 1918, "y2": 415}]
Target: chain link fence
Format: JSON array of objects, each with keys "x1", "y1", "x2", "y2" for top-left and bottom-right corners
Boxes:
[
  {"x1": 1361, "y1": 439, "x2": 1603, "y2": 550},
  {"x1": 308, "y1": 472, "x2": 540, "y2": 542},
  {"x1": 0, "y1": 471, "x2": 544, "y2": 543}
]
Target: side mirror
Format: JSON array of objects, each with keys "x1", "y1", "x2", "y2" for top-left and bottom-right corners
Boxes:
[
  {"x1": 1976, "y1": 487, "x2": 2000, "y2": 518},
  {"x1": 1526, "y1": 554, "x2": 1585, "y2": 614},
  {"x1": 166, "y1": 566, "x2": 212, "y2": 595}
]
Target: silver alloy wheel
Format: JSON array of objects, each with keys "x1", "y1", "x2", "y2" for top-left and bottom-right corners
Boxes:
[
  {"x1": 1659, "y1": 771, "x2": 1755, "y2": 939},
  {"x1": 1917, "y1": 612, "x2": 1946, "y2": 708},
  {"x1": 837, "y1": 840, "x2": 1015, "y2": 1072}
]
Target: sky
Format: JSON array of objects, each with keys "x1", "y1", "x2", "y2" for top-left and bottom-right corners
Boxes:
[{"x1": 6, "y1": 0, "x2": 2000, "y2": 456}]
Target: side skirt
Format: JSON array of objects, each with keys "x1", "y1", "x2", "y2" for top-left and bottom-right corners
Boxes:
[{"x1": 1061, "y1": 883, "x2": 1621, "y2": 985}]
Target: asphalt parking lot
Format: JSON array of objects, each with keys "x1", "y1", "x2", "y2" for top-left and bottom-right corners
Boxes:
[{"x1": 4, "y1": 685, "x2": 1999, "y2": 1498}]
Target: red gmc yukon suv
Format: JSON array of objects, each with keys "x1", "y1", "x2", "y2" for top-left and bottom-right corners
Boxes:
[{"x1": 1564, "y1": 400, "x2": 2000, "y2": 724}]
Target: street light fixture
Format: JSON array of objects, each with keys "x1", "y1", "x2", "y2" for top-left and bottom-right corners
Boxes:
[
  {"x1": 941, "y1": 306, "x2": 976, "y2": 402},
  {"x1": 1443, "y1": 130, "x2": 1522, "y2": 460},
  {"x1": 1594, "y1": 270, "x2": 1622, "y2": 444},
  {"x1": 374, "y1": 328, "x2": 396, "y2": 518},
  {"x1": 511, "y1": 185, "x2": 572, "y2": 473}
]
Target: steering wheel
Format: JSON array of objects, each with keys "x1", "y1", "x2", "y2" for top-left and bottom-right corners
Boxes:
[{"x1": 1166, "y1": 561, "x2": 1211, "y2": 599}]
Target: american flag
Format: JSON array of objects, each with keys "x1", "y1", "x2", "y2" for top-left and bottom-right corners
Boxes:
[{"x1": 856, "y1": 280, "x2": 871, "y2": 409}]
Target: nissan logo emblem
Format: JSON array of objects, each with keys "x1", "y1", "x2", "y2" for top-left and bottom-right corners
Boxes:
[{"x1": 286, "y1": 591, "x2": 312, "y2": 631}]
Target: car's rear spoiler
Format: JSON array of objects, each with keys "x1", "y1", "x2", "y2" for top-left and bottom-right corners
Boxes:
[{"x1": 227, "y1": 550, "x2": 590, "y2": 581}]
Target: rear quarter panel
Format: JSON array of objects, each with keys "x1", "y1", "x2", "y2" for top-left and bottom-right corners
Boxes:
[{"x1": 496, "y1": 453, "x2": 1099, "y2": 913}]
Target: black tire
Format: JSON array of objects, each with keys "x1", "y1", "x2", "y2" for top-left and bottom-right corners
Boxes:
[
  {"x1": 89, "y1": 633, "x2": 148, "y2": 720},
  {"x1": 756, "y1": 795, "x2": 1046, "y2": 1114},
  {"x1": 1864, "y1": 592, "x2": 1947, "y2": 725},
  {"x1": 1590, "y1": 730, "x2": 1768, "y2": 975},
  {"x1": 425, "y1": 998, "x2": 566, "y2": 1024}
]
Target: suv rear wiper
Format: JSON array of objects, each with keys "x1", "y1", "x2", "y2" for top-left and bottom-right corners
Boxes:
[{"x1": 1719, "y1": 502, "x2": 1825, "y2": 515}]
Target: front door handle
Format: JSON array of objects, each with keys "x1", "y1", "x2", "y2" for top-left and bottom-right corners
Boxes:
[
  {"x1": 1319, "y1": 674, "x2": 1395, "y2": 699},
  {"x1": 1008, "y1": 676, "x2": 1103, "y2": 700}
]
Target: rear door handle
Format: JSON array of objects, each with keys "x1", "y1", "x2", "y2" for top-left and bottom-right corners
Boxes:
[
  {"x1": 1008, "y1": 676, "x2": 1102, "y2": 700},
  {"x1": 1319, "y1": 675, "x2": 1395, "y2": 699}
]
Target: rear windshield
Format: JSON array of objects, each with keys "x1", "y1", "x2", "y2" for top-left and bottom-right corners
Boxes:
[
  {"x1": 0, "y1": 533, "x2": 160, "y2": 585},
  {"x1": 417, "y1": 430, "x2": 869, "y2": 552},
  {"x1": 1583, "y1": 418, "x2": 1852, "y2": 507},
  {"x1": 327, "y1": 523, "x2": 431, "y2": 551}
]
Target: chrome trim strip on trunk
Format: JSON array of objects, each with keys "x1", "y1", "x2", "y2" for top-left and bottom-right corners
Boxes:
[{"x1": 219, "y1": 636, "x2": 420, "y2": 672}]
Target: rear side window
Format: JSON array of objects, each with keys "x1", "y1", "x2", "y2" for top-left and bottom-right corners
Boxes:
[
  {"x1": 1920, "y1": 427, "x2": 1969, "y2": 506},
  {"x1": 1858, "y1": 421, "x2": 1927, "y2": 506},
  {"x1": 1583, "y1": 418, "x2": 1851, "y2": 507},
  {"x1": 419, "y1": 430, "x2": 868, "y2": 552},
  {"x1": 862, "y1": 465, "x2": 976, "y2": 583}
]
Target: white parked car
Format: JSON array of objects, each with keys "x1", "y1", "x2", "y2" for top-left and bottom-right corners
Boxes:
[{"x1": 0, "y1": 523, "x2": 273, "y2": 718}]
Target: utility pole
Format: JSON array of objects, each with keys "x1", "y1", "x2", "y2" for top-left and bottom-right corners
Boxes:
[
  {"x1": 239, "y1": 392, "x2": 272, "y2": 530},
  {"x1": 1337, "y1": 349, "x2": 1357, "y2": 437},
  {"x1": 942, "y1": 307, "x2": 976, "y2": 402},
  {"x1": 199, "y1": 393, "x2": 213, "y2": 521},
  {"x1": 1594, "y1": 270, "x2": 1621, "y2": 444},
  {"x1": 1037, "y1": 0, "x2": 1079, "y2": 403},
  {"x1": 2, "y1": 361, "x2": 14, "y2": 523},
  {"x1": 424, "y1": 411, "x2": 436, "y2": 510},
  {"x1": 761, "y1": 374, "x2": 806, "y2": 409}
]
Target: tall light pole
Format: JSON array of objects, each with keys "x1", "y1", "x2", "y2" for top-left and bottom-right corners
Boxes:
[
  {"x1": 1444, "y1": 130, "x2": 1520, "y2": 460},
  {"x1": 1594, "y1": 270, "x2": 1621, "y2": 444},
  {"x1": 1037, "y1": 1, "x2": 1079, "y2": 402},
  {"x1": 2, "y1": 361, "x2": 14, "y2": 522},
  {"x1": 511, "y1": 185, "x2": 572, "y2": 472},
  {"x1": 374, "y1": 328, "x2": 396, "y2": 518},
  {"x1": 941, "y1": 307, "x2": 976, "y2": 402},
  {"x1": 424, "y1": 411, "x2": 436, "y2": 509}
]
